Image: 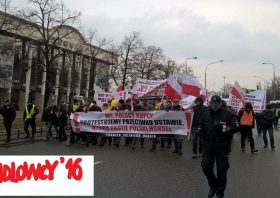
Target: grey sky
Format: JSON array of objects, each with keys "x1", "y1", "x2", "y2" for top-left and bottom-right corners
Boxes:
[{"x1": 12, "y1": 0, "x2": 280, "y2": 91}]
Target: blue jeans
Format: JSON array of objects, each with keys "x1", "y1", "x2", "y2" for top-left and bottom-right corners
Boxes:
[{"x1": 46, "y1": 120, "x2": 59, "y2": 139}]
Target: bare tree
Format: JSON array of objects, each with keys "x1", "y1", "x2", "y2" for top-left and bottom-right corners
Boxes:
[
  {"x1": 111, "y1": 31, "x2": 143, "y2": 90},
  {"x1": 18, "y1": 0, "x2": 81, "y2": 107},
  {"x1": 131, "y1": 45, "x2": 163, "y2": 80},
  {"x1": 84, "y1": 29, "x2": 111, "y2": 94}
]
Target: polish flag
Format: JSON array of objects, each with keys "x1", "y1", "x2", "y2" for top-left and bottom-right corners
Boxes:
[
  {"x1": 181, "y1": 74, "x2": 202, "y2": 97},
  {"x1": 117, "y1": 83, "x2": 124, "y2": 92},
  {"x1": 165, "y1": 75, "x2": 182, "y2": 100},
  {"x1": 231, "y1": 81, "x2": 245, "y2": 102}
]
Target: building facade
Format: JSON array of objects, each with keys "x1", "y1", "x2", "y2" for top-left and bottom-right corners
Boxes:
[{"x1": 0, "y1": 11, "x2": 118, "y2": 110}]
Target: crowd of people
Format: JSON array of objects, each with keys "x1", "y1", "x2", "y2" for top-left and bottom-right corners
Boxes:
[{"x1": 1, "y1": 95, "x2": 280, "y2": 198}]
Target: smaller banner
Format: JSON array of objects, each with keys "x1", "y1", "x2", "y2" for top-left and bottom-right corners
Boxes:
[
  {"x1": 70, "y1": 111, "x2": 192, "y2": 138},
  {"x1": 94, "y1": 91, "x2": 129, "y2": 107},
  {"x1": 132, "y1": 78, "x2": 166, "y2": 98},
  {"x1": 0, "y1": 155, "x2": 94, "y2": 196},
  {"x1": 228, "y1": 90, "x2": 266, "y2": 111}
]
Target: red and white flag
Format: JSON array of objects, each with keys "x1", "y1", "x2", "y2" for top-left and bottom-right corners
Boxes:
[
  {"x1": 231, "y1": 81, "x2": 245, "y2": 102},
  {"x1": 165, "y1": 75, "x2": 182, "y2": 100},
  {"x1": 181, "y1": 74, "x2": 202, "y2": 97},
  {"x1": 117, "y1": 83, "x2": 123, "y2": 92}
]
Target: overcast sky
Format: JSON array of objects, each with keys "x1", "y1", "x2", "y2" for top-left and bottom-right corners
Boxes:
[{"x1": 12, "y1": 0, "x2": 280, "y2": 91}]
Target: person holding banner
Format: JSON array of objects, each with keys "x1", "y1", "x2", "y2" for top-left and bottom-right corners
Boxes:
[
  {"x1": 66, "y1": 98, "x2": 84, "y2": 147},
  {"x1": 124, "y1": 99, "x2": 133, "y2": 146},
  {"x1": 191, "y1": 96, "x2": 207, "y2": 158},
  {"x1": 172, "y1": 99, "x2": 184, "y2": 155},
  {"x1": 86, "y1": 99, "x2": 102, "y2": 146},
  {"x1": 131, "y1": 99, "x2": 145, "y2": 150},
  {"x1": 237, "y1": 102, "x2": 258, "y2": 153},
  {"x1": 99, "y1": 103, "x2": 112, "y2": 146},
  {"x1": 198, "y1": 95, "x2": 240, "y2": 198}
]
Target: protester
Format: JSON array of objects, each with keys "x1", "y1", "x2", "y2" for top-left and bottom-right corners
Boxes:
[
  {"x1": 254, "y1": 111, "x2": 262, "y2": 136},
  {"x1": 131, "y1": 99, "x2": 145, "y2": 150},
  {"x1": 86, "y1": 99, "x2": 102, "y2": 146},
  {"x1": 43, "y1": 104, "x2": 59, "y2": 141},
  {"x1": 99, "y1": 103, "x2": 112, "y2": 146},
  {"x1": 198, "y1": 95, "x2": 239, "y2": 198},
  {"x1": 0, "y1": 100, "x2": 16, "y2": 142},
  {"x1": 57, "y1": 103, "x2": 68, "y2": 142},
  {"x1": 238, "y1": 102, "x2": 258, "y2": 153},
  {"x1": 260, "y1": 104, "x2": 275, "y2": 150},
  {"x1": 191, "y1": 96, "x2": 207, "y2": 158},
  {"x1": 171, "y1": 99, "x2": 183, "y2": 155},
  {"x1": 110, "y1": 99, "x2": 121, "y2": 147},
  {"x1": 149, "y1": 98, "x2": 169, "y2": 152},
  {"x1": 23, "y1": 100, "x2": 39, "y2": 139},
  {"x1": 66, "y1": 97, "x2": 84, "y2": 146}
]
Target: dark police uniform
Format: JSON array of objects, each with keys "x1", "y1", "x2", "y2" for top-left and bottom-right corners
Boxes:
[{"x1": 198, "y1": 96, "x2": 239, "y2": 198}]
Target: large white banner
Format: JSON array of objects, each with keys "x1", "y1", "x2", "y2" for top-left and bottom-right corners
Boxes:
[
  {"x1": 70, "y1": 111, "x2": 192, "y2": 138},
  {"x1": 132, "y1": 79, "x2": 166, "y2": 98},
  {"x1": 228, "y1": 90, "x2": 266, "y2": 111},
  {"x1": 0, "y1": 35, "x2": 15, "y2": 89}
]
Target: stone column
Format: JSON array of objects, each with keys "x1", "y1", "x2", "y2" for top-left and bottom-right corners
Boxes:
[
  {"x1": 76, "y1": 55, "x2": 83, "y2": 96},
  {"x1": 55, "y1": 54, "x2": 62, "y2": 105},
  {"x1": 66, "y1": 53, "x2": 73, "y2": 103},
  {"x1": 25, "y1": 45, "x2": 33, "y2": 106},
  {"x1": 85, "y1": 58, "x2": 90, "y2": 98},
  {"x1": 41, "y1": 56, "x2": 47, "y2": 110}
]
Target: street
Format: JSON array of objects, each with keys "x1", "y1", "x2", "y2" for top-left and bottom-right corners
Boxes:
[{"x1": 1, "y1": 130, "x2": 280, "y2": 198}]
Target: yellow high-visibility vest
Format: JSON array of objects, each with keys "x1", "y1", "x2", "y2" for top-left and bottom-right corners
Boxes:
[
  {"x1": 25, "y1": 105, "x2": 35, "y2": 120},
  {"x1": 88, "y1": 103, "x2": 94, "y2": 109}
]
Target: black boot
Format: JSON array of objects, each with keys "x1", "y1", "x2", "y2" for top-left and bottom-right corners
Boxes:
[{"x1": 208, "y1": 188, "x2": 216, "y2": 198}]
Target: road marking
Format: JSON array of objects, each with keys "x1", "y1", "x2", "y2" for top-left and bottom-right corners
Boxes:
[{"x1": 94, "y1": 161, "x2": 103, "y2": 165}]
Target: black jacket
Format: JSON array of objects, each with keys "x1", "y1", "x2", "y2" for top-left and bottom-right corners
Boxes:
[
  {"x1": 198, "y1": 107, "x2": 239, "y2": 153},
  {"x1": 260, "y1": 109, "x2": 275, "y2": 128},
  {"x1": 0, "y1": 104, "x2": 16, "y2": 122},
  {"x1": 192, "y1": 104, "x2": 207, "y2": 129},
  {"x1": 171, "y1": 105, "x2": 182, "y2": 111},
  {"x1": 88, "y1": 104, "x2": 102, "y2": 112}
]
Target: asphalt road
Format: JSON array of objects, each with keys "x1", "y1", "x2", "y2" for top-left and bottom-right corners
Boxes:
[{"x1": 1, "y1": 129, "x2": 280, "y2": 198}]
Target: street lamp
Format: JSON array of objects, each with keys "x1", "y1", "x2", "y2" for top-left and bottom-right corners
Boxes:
[
  {"x1": 185, "y1": 57, "x2": 197, "y2": 73},
  {"x1": 253, "y1": 75, "x2": 269, "y2": 90},
  {"x1": 262, "y1": 62, "x2": 276, "y2": 100},
  {"x1": 204, "y1": 60, "x2": 224, "y2": 89},
  {"x1": 223, "y1": 76, "x2": 226, "y2": 96}
]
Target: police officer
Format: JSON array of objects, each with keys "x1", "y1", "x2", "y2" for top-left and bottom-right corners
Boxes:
[
  {"x1": 23, "y1": 100, "x2": 39, "y2": 139},
  {"x1": 198, "y1": 95, "x2": 239, "y2": 198},
  {"x1": 0, "y1": 100, "x2": 16, "y2": 142}
]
